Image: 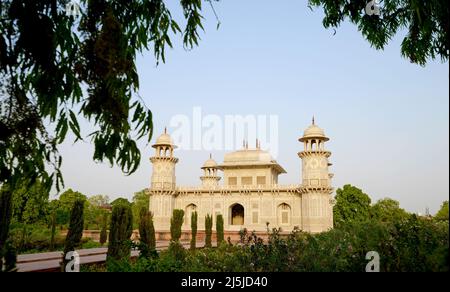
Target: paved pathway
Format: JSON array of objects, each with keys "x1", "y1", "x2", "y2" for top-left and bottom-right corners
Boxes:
[{"x1": 17, "y1": 241, "x2": 203, "y2": 272}]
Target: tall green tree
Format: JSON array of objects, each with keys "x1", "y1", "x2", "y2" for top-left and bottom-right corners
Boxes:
[
  {"x1": 435, "y1": 201, "x2": 449, "y2": 221},
  {"x1": 58, "y1": 189, "x2": 87, "y2": 213},
  {"x1": 190, "y1": 211, "x2": 198, "y2": 250},
  {"x1": 205, "y1": 214, "x2": 213, "y2": 248},
  {"x1": 216, "y1": 214, "x2": 224, "y2": 245},
  {"x1": 334, "y1": 184, "x2": 372, "y2": 227},
  {"x1": 308, "y1": 0, "x2": 449, "y2": 65},
  {"x1": 49, "y1": 211, "x2": 57, "y2": 251},
  {"x1": 85, "y1": 195, "x2": 110, "y2": 230},
  {"x1": 61, "y1": 199, "x2": 85, "y2": 272},
  {"x1": 48, "y1": 199, "x2": 70, "y2": 229},
  {"x1": 132, "y1": 189, "x2": 149, "y2": 228},
  {"x1": 11, "y1": 180, "x2": 49, "y2": 224},
  {"x1": 0, "y1": 0, "x2": 206, "y2": 255},
  {"x1": 111, "y1": 198, "x2": 131, "y2": 207},
  {"x1": 138, "y1": 207, "x2": 156, "y2": 258},
  {"x1": 170, "y1": 209, "x2": 184, "y2": 242},
  {"x1": 107, "y1": 200, "x2": 133, "y2": 262},
  {"x1": 371, "y1": 198, "x2": 410, "y2": 223},
  {"x1": 148, "y1": 212, "x2": 156, "y2": 252},
  {"x1": 100, "y1": 212, "x2": 108, "y2": 246}
]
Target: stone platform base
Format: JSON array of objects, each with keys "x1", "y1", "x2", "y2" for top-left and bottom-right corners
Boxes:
[
  {"x1": 66, "y1": 229, "x2": 291, "y2": 244},
  {"x1": 154, "y1": 230, "x2": 281, "y2": 243}
]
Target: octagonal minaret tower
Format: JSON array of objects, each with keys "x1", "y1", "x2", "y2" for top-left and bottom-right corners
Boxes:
[
  {"x1": 150, "y1": 128, "x2": 178, "y2": 190},
  {"x1": 200, "y1": 154, "x2": 221, "y2": 189},
  {"x1": 149, "y1": 128, "x2": 178, "y2": 231},
  {"x1": 298, "y1": 117, "x2": 334, "y2": 233}
]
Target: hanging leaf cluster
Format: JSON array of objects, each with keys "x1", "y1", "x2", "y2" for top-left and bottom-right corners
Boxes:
[{"x1": 0, "y1": 0, "x2": 206, "y2": 193}]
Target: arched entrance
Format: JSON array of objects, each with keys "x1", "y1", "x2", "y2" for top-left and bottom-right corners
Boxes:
[
  {"x1": 277, "y1": 203, "x2": 291, "y2": 226},
  {"x1": 230, "y1": 204, "x2": 244, "y2": 225},
  {"x1": 185, "y1": 204, "x2": 197, "y2": 226}
]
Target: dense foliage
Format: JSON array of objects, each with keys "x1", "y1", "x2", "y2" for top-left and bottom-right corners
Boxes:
[
  {"x1": 205, "y1": 214, "x2": 212, "y2": 248},
  {"x1": 0, "y1": 185, "x2": 13, "y2": 269},
  {"x1": 333, "y1": 184, "x2": 372, "y2": 227},
  {"x1": 309, "y1": 0, "x2": 449, "y2": 65},
  {"x1": 435, "y1": 201, "x2": 449, "y2": 221},
  {"x1": 107, "y1": 201, "x2": 133, "y2": 262},
  {"x1": 190, "y1": 211, "x2": 197, "y2": 250},
  {"x1": 84, "y1": 184, "x2": 449, "y2": 272},
  {"x1": 86, "y1": 216, "x2": 448, "y2": 272},
  {"x1": 216, "y1": 214, "x2": 224, "y2": 245},
  {"x1": 99, "y1": 213, "x2": 108, "y2": 245},
  {"x1": 131, "y1": 190, "x2": 149, "y2": 228},
  {"x1": 170, "y1": 210, "x2": 184, "y2": 242},
  {"x1": 0, "y1": 0, "x2": 206, "y2": 258},
  {"x1": 61, "y1": 199, "x2": 84, "y2": 272},
  {"x1": 138, "y1": 207, "x2": 156, "y2": 258},
  {"x1": 371, "y1": 198, "x2": 410, "y2": 222}
]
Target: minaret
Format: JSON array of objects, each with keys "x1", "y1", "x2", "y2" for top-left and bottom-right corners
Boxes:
[
  {"x1": 150, "y1": 128, "x2": 178, "y2": 189},
  {"x1": 298, "y1": 117, "x2": 334, "y2": 233},
  {"x1": 149, "y1": 128, "x2": 178, "y2": 231},
  {"x1": 200, "y1": 154, "x2": 221, "y2": 188}
]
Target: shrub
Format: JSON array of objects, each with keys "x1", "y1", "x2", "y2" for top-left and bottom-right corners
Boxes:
[
  {"x1": 190, "y1": 211, "x2": 198, "y2": 250},
  {"x1": 8, "y1": 223, "x2": 66, "y2": 252},
  {"x1": 205, "y1": 214, "x2": 212, "y2": 248},
  {"x1": 170, "y1": 209, "x2": 184, "y2": 242},
  {"x1": 49, "y1": 212, "x2": 57, "y2": 251},
  {"x1": 81, "y1": 239, "x2": 102, "y2": 249},
  {"x1": 148, "y1": 212, "x2": 156, "y2": 251},
  {"x1": 107, "y1": 201, "x2": 133, "y2": 262},
  {"x1": 62, "y1": 199, "x2": 85, "y2": 272},
  {"x1": 138, "y1": 208, "x2": 156, "y2": 258},
  {"x1": 100, "y1": 213, "x2": 108, "y2": 245},
  {"x1": 216, "y1": 214, "x2": 224, "y2": 245}
]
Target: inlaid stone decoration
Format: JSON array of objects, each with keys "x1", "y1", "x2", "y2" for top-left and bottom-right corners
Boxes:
[{"x1": 148, "y1": 119, "x2": 335, "y2": 234}]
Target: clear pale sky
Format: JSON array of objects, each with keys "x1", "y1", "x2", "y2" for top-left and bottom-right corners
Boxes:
[{"x1": 57, "y1": 1, "x2": 449, "y2": 214}]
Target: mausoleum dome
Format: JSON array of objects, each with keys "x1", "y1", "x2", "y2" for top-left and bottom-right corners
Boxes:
[{"x1": 223, "y1": 149, "x2": 273, "y2": 164}]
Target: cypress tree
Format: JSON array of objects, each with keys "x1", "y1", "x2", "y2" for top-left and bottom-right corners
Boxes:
[
  {"x1": 99, "y1": 212, "x2": 108, "y2": 245},
  {"x1": 148, "y1": 211, "x2": 156, "y2": 251},
  {"x1": 138, "y1": 208, "x2": 156, "y2": 257},
  {"x1": 107, "y1": 201, "x2": 133, "y2": 262},
  {"x1": 50, "y1": 211, "x2": 56, "y2": 251},
  {"x1": 205, "y1": 214, "x2": 212, "y2": 248},
  {"x1": 216, "y1": 214, "x2": 224, "y2": 245},
  {"x1": 190, "y1": 211, "x2": 198, "y2": 250},
  {"x1": 139, "y1": 207, "x2": 150, "y2": 245},
  {"x1": 170, "y1": 209, "x2": 184, "y2": 242},
  {"x1": 62, "y1": 199, "x2": 85, "y2": 272}
]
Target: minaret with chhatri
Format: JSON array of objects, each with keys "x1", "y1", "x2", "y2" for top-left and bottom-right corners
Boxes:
[
  {"x1": 298, "y1": 117, "x2": 334, "y2": 232},
  {"x1": 148, "y1": 119, "x2": 334, "y2": 240}
]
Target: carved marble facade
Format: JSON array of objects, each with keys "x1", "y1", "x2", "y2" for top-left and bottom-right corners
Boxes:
[{"x1": 148, "y1": 120, "x2": 334, "y2": 234}]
